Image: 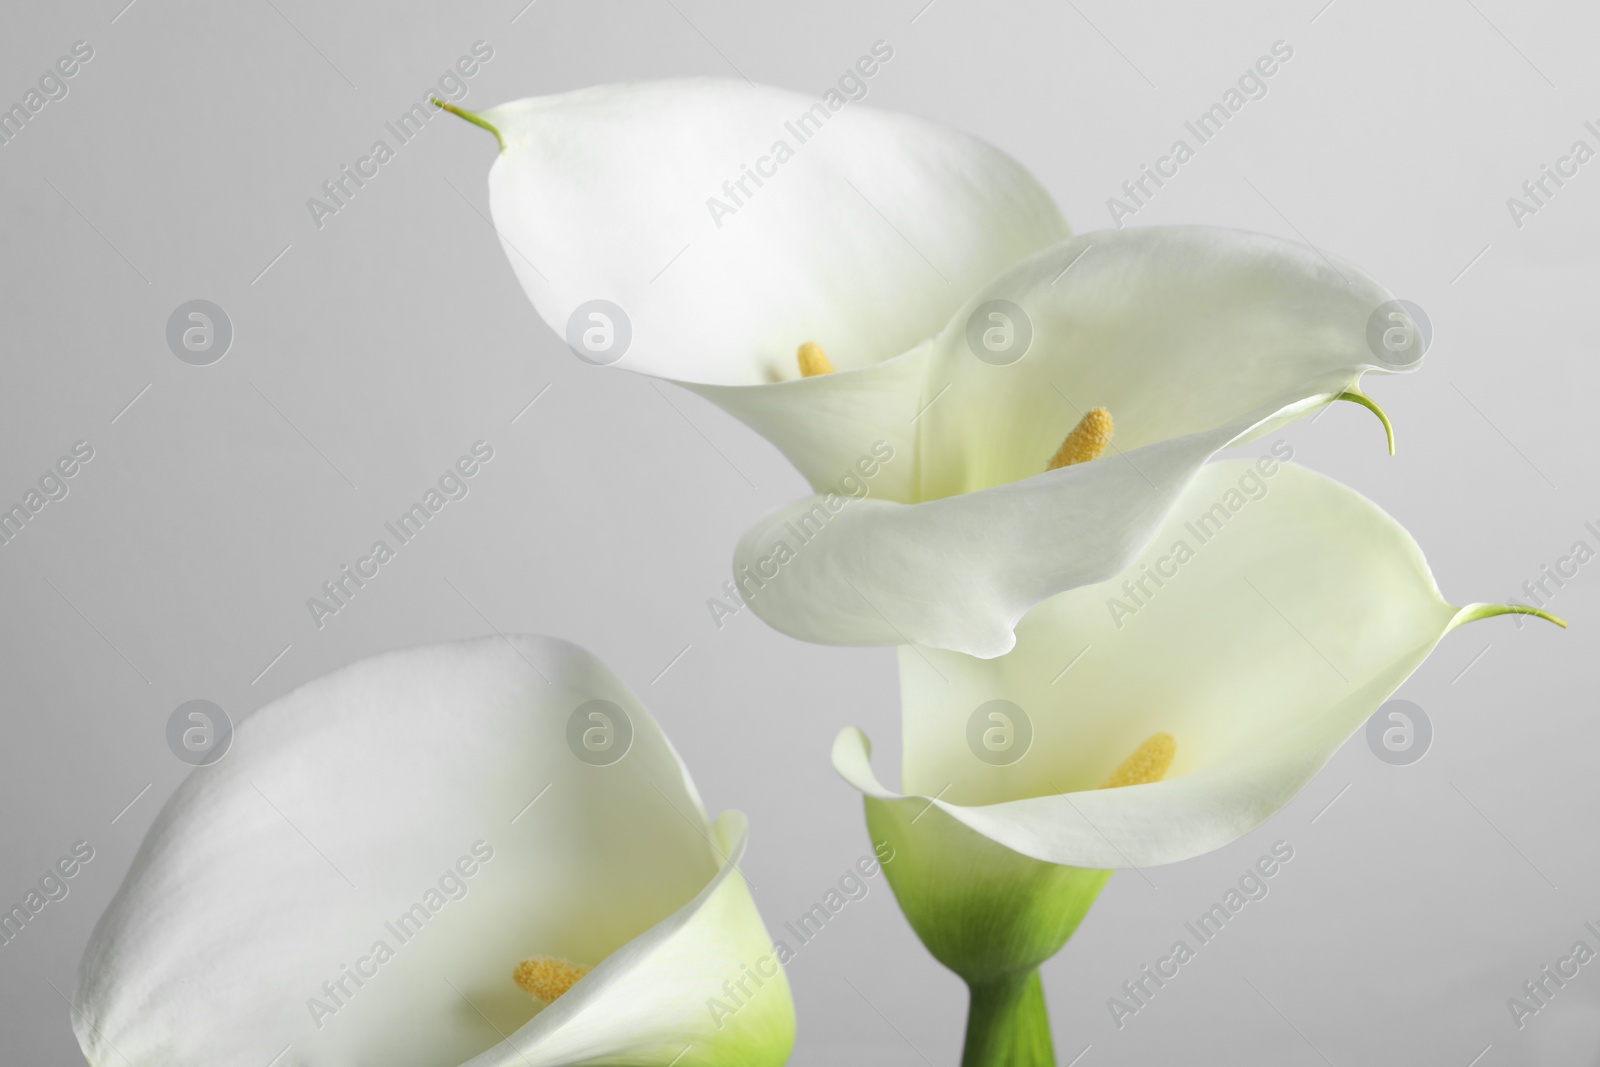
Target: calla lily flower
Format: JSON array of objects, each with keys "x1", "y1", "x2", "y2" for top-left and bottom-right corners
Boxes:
[
  {"x1": 830, "y1": 460, "x2": 1562, "y2": 1064},
  {"x1": 442, "y1": 78, "x2": 1421, "y2": 658},
  {"x1": 73, "y1": 636, "x2": 794, "y2": 1067}
]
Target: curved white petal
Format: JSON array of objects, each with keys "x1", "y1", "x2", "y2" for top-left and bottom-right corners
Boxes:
[
  {"x1": 480, "y1": 77, "x2": 1068, "y2": 386},
  {"x1": 465, "y1": 811, "x2": 793, "y2": 1067},
  {"x1": 74, "y1": 636, "x2": 792, "y2": 1067},
  {"x1": 915, "y1": 226, "x2": 1418, "y2": 500},
  {"x1": 736, "y1": 411, "x2": 1279, "y2": 658},
  {"x1": 729, "y1": 226, "x2": 1418, "y2": 654},
  {"x1": 833, "y1": 461, "x2": 1529, "y2": 869},
  {"x1": 683, "y1": 343, "x2": 929, "y2": 502}
]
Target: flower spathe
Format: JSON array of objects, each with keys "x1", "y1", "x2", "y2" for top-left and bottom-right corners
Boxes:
[
  {"x1": 832, "y1": 459, "x2": 1562, "y2": 986},
  {"x1": 724, "y1": 226, "x2": 1416, "y2": 658},
  {"x1": 473, "y1": 76, "x2": 1070, "y2": 391},
  {"x1": 446, "y1": 79, "x2": 1422, "y2": 658},
  {"x1": 73, "y1": 636, "x2": 794, "y2": 1067}
]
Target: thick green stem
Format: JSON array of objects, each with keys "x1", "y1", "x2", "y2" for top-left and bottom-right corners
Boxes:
[{"x1": 962, "y1": 969, "x2": 1055, "y2": 1067}]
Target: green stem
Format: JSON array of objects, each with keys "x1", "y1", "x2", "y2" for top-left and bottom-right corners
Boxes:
[
  {"x1": 1333, "y1": 389, "x2": 1396, "y2": 455},
  {"x1": 433, "y1": 99, "x2": 504, "y2": 152},
  {"x1": 1450, "y1": 601, "x2": 1568, "y2": 631},
  {"x1": 962, "y1": 969, "x2": 1055, "y2": 1067}
]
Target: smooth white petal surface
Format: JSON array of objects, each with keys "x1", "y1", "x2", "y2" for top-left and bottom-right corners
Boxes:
[
  {"x1": 729, "y1": 227, "x2": 1419, "y2": 655},
  {"x1": 683, "y1": 344, "x2": 929, "y2": 502},
  {"x1": 464, "y1": 811, "x2": 793, "y2": 1067},
  {"x1": 834, "y1": 461, "x2": 1503, "y2": 869},
  {"x1": 481, "y1": 77, "x2": 1069, "y2": 386},
  {"x1": 75, "y1": 636, "x2": 792, "y2": 1067},
  {"x1": 734, "y1": 412, "x2": 1273, "y2": 658},
  {"x1": 915, "y1": 227, "x2": 1416, "y2": 499}
]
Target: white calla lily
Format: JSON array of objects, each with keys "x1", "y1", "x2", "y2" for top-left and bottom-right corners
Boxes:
[
  {"x1": 724, "y1": 229, "x2": 1414, "y2": 658},
  {"x1": 444, "y1": 79, "x2": 1421, "y2": 658},
  {"x1": 467, "y1": 76, "x2": 1069, "y2": 391},
  {"x1": 830, "y1": 460, "x2": 1561, "y2": 1063},
  {"x1": 73, "y1": 636, "x2": 794, "y2": 1067}
]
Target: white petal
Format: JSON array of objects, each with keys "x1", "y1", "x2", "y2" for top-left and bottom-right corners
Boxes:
[
  {"x1": 74, "y1": 636, "x2": 791, "y2": 1067},
  {"x1": 480, "y1": 77, "x2": 1068, "y2": 386},
  {"x1": 914, "y1": 226, "x2": 1416, "y2": 499},
  {"x1": 735, "y1": 414, "x2": 1265, "y2": 658},
  {"x1": 733, "y1": 225, "x2": 1419, "y2": 654},
  {"x1": 835, "y1": 461, "x2": 1521, "y2": 869},
  {"x1": 684, "y1": 343, "x2": 929, "y2": 502},
  {"x1": 465, "y1": 811, "x2": 793, "y2": 1067}
]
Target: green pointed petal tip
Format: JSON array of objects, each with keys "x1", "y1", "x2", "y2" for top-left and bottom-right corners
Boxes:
[
  {"x1": 1452, "y1": 602, "x2": 1568, "y2": 631},
  {"x1": 1334, "y1": 390, "x2": 1396, "y2": 455},
  {"x1": 435, "y1": 99, "x2": 504, "y2": 152}
]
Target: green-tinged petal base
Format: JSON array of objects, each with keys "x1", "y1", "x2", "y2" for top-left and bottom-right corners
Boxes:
[
  {"x1": 861, "y1": 791, "x2": 1106, "y2": 1067},
  {"x1": 864, "y1": 795, "x2": 1109, "y2": 985}
]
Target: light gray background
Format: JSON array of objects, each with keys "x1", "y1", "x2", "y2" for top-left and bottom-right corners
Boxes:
[{"x1": 1, "y1": 0, "x2": 1595, "y2": 1063}]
